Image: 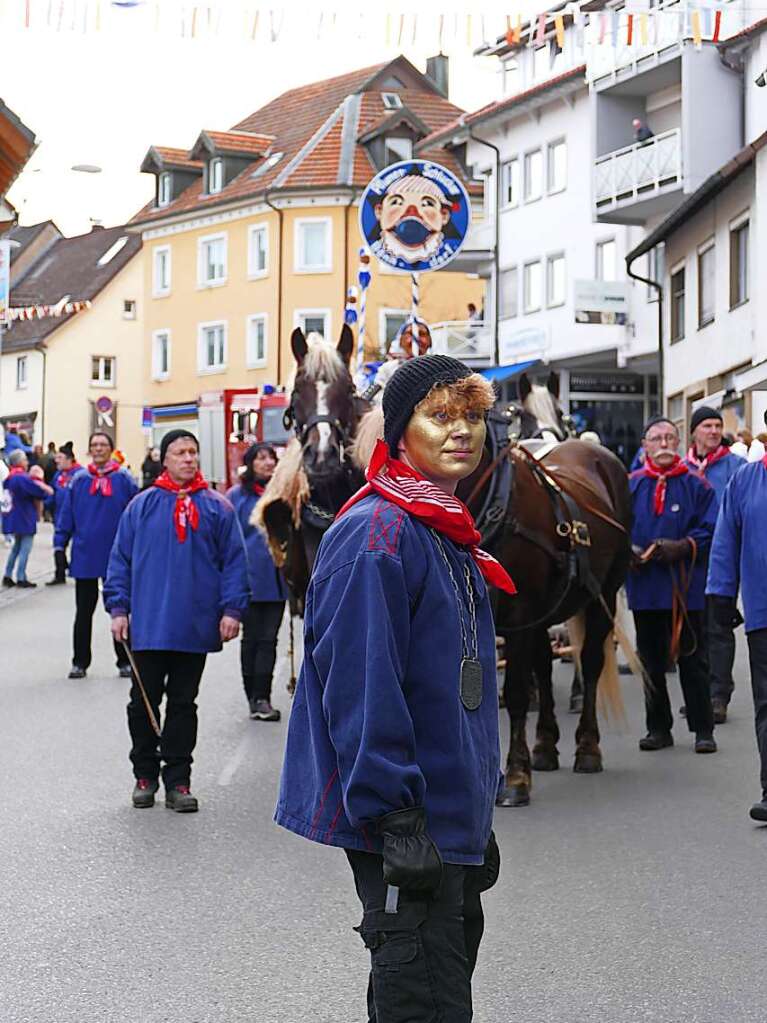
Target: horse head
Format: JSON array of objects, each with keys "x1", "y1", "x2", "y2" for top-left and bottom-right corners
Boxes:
[
  {"x1": 287, "y1": 324, "x2": 358, "y2": 478},
  {"x1": 515, "y1": 371, "x2": 571, "y2": 442}
]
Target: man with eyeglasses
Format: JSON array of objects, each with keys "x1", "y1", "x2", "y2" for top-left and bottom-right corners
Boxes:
[{"x1": 626, "y1": 416, "x2": 718, "y2": 754}]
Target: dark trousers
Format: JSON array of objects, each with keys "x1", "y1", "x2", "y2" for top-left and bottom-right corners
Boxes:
[
  {"x1": 52, "y1": 547, "x2": 68, "y2": 582},
  {"x1": 634, "y1": 609, "x2": 714, "y2": 736},
  {"x1": 73, "y1": 577, "x2": 127, "y2": 670},
  {"x1": 346, "y1": 850, "x2": 485, "y2": 1023},
  {"x1": 127, "y1": 650, "x2": 207, "y2": 789},
  {"x1": 707, "y1": 595, "x2": 737, "y2": 705},
  {"x1": 747, "y1": 629, "x2": 767, "y2": 798},
  {"x1": 240, "y1": 600, "x2": 285, "y2": 701}
]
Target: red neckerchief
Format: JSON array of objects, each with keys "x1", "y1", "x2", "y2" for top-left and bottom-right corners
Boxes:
[
  {"x1": 87, "y1": 460, "x2": 120, "y2": 496},
  {"x1": 686, "y1": 444, "x2": 729, "y2": 474},
  {"x1": 337, "y1": 439, "x2": 516, "y2": 594},
  {"x1": 8, "y1": 466, "x2": 25, "y2": 477},
  {"x1": 252, "y1": 482, "x2": 266, "y2": 497},
  {"x1": 641, "y1": 455, "x2": 688, "y2": 515},
  {"x1": 153, "y1": 469, "x2": 209, "y2": 543},
  {"x1": 58, "y1": 463, "x2": 82, "y2": 488}
]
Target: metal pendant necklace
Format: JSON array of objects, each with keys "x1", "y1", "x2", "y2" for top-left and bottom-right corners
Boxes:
[{"x1": 431, "y1": 529, "x2": 483, "y2": 711}]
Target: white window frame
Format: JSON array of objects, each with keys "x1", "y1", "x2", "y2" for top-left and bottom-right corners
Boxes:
[
  {"x1": 197, "y1": 320, "x2": 228, "y2": 375},
  {"x1": 524, "y1": 149, "x2": 543, "y2": 204},
  {"x1": 246, "y1": 314, "x2": 268, "y2": 369},
  {"x1": 384, "y1": 136, "x2": 413, "y2": 164},
  {"x1": 670, "y1": 259, "x2": 686, "y2": 343},
  {"x1": 546, "y1": 139, "x2": 567, "y2": 195},
  {"x1": 523, "y1": 260, "x2": 543, "y2": 314},
  {"x1": 152, "y1": 329, "x2": 172, "y2": 381},
  {"x1": 197, "y1": 232, "x2": 228, "y2": 288},
  {"x1": 16, "y1": 355, "x2": 27, "y2": 390},
  {"x1": 157, "y1": 172, "x2": 171, "y2": 208},
  {"x1": 546, "y1": 252, "x2": 566, "y2": 309},
  {"x1": 247, "y1": 223, "x2": 269, "y2": 279},
  {"x1": 152, "y1": 244, "x2": 171, "y2": 297},
  {"x1": 122, "y1": 299, "x2": 137, "y2": 320},
  {"x1": 501, "y1": 157, "x2": 520, "y2": 209},
  {"x1": 697, "y1": 238, "x2": 715, "y2": 329},
  {"x1": 208, "y1": 157, "x2": 224, "y2": 195},
  {"x1": 596, "y1": 238, "x2": 618, "y2": 282},
  {"x1": 294, "y1": 217, "x2": 332, "y2": 274},
  {"x1": 381, "y1": 92, "x2": 403, "y2": 110},
  {"x1": 729, "y1": 211, "x2": 750, "y2": 309},
  {"x1": 499, "y1": 265, "x2": 519, "y2": 320},
  {"x1": 379, "y1": 307, "x2": 410, "y2": 352},
  {"x1": 294, "y1": 307, "x2": 332, "y2": 339},
  {"x1": 91, "y1": 355, "x2": 116, "y2": 388}
]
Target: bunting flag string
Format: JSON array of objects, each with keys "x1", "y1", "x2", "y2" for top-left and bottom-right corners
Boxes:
[
  {"x1": 10, "y1": 0, "x2": 737, "y2": 52},
  {"x1": 7, "y1": 299, "x2": 93, "y2": 322}
]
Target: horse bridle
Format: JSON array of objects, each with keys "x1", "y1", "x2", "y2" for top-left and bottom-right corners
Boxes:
[{"x1": 283, "y1": 394, "x2": 353, "y2": 449}]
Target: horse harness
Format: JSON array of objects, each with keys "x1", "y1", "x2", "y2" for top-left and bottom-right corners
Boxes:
[{"x1": 474, "y1": 414, "x2": 626, "y2": 631}]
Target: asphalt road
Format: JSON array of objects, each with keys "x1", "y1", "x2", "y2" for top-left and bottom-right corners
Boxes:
[{"x1": 1, "y1": 545, "x2": 766, "y2": 1022}]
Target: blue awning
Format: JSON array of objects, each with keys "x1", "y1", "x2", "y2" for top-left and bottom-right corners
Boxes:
[{"x1": 480, "y1": 359, "x2": 539, "y2": 383}]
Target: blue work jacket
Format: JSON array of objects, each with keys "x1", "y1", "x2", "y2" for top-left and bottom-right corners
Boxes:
[
  {"x1": 54, "y1": 468, "x2": 138, "y2": 579},
  {"x1": 275, "y1": 494, "x2": 500, "y2": 866},
  {"x1": 626, "y1": 468, "x2": 716, "y2": 612},
  {"x1": 47, "y1": 466, "x2": 85, "y2": 529},
  {"x1": 683, "y1": 449, "x2": 744, "y2": 507},
  {"x1": 707, "y1": 459, "x2": 767, "y2": 633},
  {"x1": 2, "y1": 472, "x2": 46, "y2": 535},
  {"x1": 104, "y1": 486, "x2": 250, "y2": 653},
  {"x1": 226, "y1": 484, "x2": 288, "y2": 603}
]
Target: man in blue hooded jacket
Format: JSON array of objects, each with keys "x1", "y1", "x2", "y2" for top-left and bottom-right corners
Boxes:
[
  {"x1": 707, "y1": 429, "x2": 767, "y2": 821},
  {"x1": 55, "y1": 431, "x2": 137, "y2": 678},
  {"x1": 627, "y1": 415, "x2": 717, "y2": 754},
  {"x1": 104, "y1": 429, "x2": 249, "y2": 812},
  {"x1": 683, "y1": 406, "x2": 744, "y2": 722},
  {"x1": 276, "y1": 355, "x2": 515, "y2": 1022}
]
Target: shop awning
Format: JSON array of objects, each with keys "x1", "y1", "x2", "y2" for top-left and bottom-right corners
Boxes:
[{"x1": 480, "y1": 359, "x2": 539, "y2": 383}]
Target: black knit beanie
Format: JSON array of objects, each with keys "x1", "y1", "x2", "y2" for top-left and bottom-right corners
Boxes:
[
  {"x1": 382, "y1": 354, "x2": 473, "y2": 456},
  {"x1": 160, "y1": 429, "x2": 198, "y2": 463},
  {"x1": 642, "y1": 414, "x2": 676, "y2": 438},
  {"x1": 690, "y1": 405, "x2": 722, "y2": 434}
]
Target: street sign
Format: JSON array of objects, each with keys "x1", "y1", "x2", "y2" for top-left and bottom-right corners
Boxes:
[
  {"x1": 95, "y1": 395, "x2": 113, "y2": 414},
  {"x1": 499, "y1": 326, "x2": 548, "y2": 365},
  {"x1": 141, "y1": 406, "x2": 154, "y2": 429},
  {"x1": 574, "y1": 280, "x2": 629, "y2": 326},
  {"x1": 0, "y1": 240, "x2": 10, "y2": 327}
]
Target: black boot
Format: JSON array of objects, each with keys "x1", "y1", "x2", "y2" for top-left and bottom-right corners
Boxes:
[
  {"x1": 47, "y1": 549, "x2": 67, "y2": 585},
  {"x1": 132, "y1": 778, "x2": 159, "y2": 808},
  {"x1": 639, "y1": 732, "x2": 674, "y2": 751},
  {"x1": 749, "y1": 799, "x2": 767, "y2": 822},
  {"x1": 165, "y1": 785, "x2": 199, "y2": 813}
]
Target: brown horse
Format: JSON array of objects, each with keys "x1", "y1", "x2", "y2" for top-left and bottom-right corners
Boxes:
[
  {"x1": 459, "y1": 371, "x2": 633, "y2": 807},
  {"x1": 257, "y1": 325, "x2": 368, "y2": 615}
]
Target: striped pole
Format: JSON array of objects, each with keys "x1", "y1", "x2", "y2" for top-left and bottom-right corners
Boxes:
[
  {"x1": 410, "y1": 272, "x2": 420, "y2": 328},
  {"x1": 356, "y1": 249, "x2": 372, "y2": 370}
]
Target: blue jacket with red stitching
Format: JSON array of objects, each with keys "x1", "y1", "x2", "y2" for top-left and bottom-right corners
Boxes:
[{"x1": 274, "y1": 492, "x2": 500, "y2": 866}]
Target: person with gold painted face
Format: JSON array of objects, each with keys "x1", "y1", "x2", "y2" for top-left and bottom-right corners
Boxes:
[{"x1": 275, "y1": 355, "x2": 515, "y2": 1022}]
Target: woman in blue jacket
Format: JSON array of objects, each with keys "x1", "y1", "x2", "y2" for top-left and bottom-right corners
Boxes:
[
  {"x1": 2, "y1": 450, "x2": 53, "y2": 587},
  {"x1": 227, "y1": 443, "x2": 287, "y2": 722}
]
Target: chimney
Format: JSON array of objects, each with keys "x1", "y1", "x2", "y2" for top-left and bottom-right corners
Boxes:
[{"x1": 426, "y1": 54, "x2": 449, "y2": 98}]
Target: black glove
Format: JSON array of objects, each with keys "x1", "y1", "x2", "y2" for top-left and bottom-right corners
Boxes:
[
  {"x1": 709, "y1": 595, "x2": 744, "y2": 629},
  {"x1": 652, "y1": 538, "x2": 691, "y2": 563},
  {"x1": 478, "y1": 831, "x2": 501, "y2": 893},
  {"x1": 375, "y1": 807, "x2": 443, "y2": 894}
]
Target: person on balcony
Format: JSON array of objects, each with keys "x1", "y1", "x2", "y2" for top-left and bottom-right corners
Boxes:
[
  {"x1": 360, "y1": 318, "x2": 433, "y2": 402},
  {"x1": 632, "y1": 118, "x2": 654, "y2": 144}
]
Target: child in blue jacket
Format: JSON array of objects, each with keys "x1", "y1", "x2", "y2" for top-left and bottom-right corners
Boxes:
[
  {"x1": 227, "y1": 442, "x2": 288, "y2": 722},
  {"x1": 276, "y1": 355, "x2": 516, "y2": 1021}
]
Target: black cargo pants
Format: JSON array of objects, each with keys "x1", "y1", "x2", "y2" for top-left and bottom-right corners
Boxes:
[{"x1": 346, "y1": 849, "x2": 488, "y2": 1023}]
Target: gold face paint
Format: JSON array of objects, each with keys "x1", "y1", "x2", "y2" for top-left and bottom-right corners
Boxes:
[{"x1": 400, "y1": 396, "x2": 486, "y2": 492}]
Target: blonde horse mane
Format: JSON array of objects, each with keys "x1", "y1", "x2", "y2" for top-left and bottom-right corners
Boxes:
[
  {"x1": 289, "y1": 333, "x2": 345, "y2": 387},
  {"x1": 251, "y1": 438, "x2": 310, "y2": 565},
  {"x1": 352, "y1": 405, "x2": 385, "y2": 469},
  {"x1": 524, "y1": 385, "x2": 562, "y2": 437}
]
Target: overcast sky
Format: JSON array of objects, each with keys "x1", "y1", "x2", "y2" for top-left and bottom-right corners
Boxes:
[{"x1": 2, "y1": 1, "x2": 526, "y2": 236}]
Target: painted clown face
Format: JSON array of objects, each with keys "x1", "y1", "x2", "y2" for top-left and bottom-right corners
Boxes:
[{"x1": 375, "y1": 175, "x2": 451, "y2": 265}]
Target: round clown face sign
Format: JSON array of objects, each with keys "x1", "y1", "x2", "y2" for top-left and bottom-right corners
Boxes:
[{"x1": 359, "y1": 159, "x2": 471, "y2": 274}]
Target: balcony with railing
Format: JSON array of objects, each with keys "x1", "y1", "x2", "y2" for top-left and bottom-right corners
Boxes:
[{"x1": 594, "y1": 127, "x2": 682, "y2": 222}]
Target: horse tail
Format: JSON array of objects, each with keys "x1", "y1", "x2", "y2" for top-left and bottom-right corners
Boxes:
[
  {"x1": 566, "y1": 605, "x2": 627, "y2": 726},
  {"x1": 566, "y1": 611, "x2": 585, "y2": 684},
  {"x1": 352, "y1": 405, "x2": 385, "y2": 469}
]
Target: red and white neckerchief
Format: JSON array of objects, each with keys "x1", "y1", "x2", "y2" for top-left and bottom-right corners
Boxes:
[
  {"x1": 58, "y1": 463, "x2": 82, "y2": 488},
  {"x1": 153, "y1": 469, "x2": 209, "y2": 543},
  {"x1": 641, "y1": 455, "x2": 689, "y2": 516},
  {"x1": 686, "y1": 444, "x2": 729, "y2": 475},
  {"x1": 87, "y1": 460, "x2": 120, "y2": 496},
  {"x1": 337, "y1": 439, "x2": 516, "y2": 594}
]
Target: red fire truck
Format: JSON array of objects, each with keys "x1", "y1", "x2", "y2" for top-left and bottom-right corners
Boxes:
[{"x1": 198, "y1": 388, "x2": 291, "y2": 489}]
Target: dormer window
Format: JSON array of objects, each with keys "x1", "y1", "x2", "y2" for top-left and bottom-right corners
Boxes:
[
  {"x1": 382, "y1": 92, "x2": 403, "y2": 110},
  {"x1": 384, "y1": 136, "x2": 413, "y2": 165},
  {"x1": 208, "y1": 157, "x2": 224, "y2": 195},
  {"x1": 158, "y1": 172, "x2": 172, "y2": 207}
]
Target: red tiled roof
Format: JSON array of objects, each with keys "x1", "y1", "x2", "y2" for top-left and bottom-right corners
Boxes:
[
  {"x1": 198, "y1": 130, "x2": 275, "y2": 157},
  {"x1": 417, "y1": 65, "x2": 587, "y2": 151},
  {"x1": 148, "y1": 146, "x2": 203, "y2": 171},
  {"x1": 131, "y1": 57, "x2": 478, "y2": 225}
]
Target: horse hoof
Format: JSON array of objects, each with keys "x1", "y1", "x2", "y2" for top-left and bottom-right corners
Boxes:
[
  {"x1": 531, "y1": 750, "x2": 559, "y2": 772},
  {"x1": 573, "y1": 753, "x2": 603, "y2": 774},
  {"x1": 568, "y1": 696, "x2": 583, "y2": 715},
  {"x1": 496, "y1": 785, "x2": 530, "y2": 808}
]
